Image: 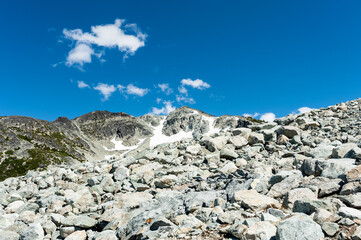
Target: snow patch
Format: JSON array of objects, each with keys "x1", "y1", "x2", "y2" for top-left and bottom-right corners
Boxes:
[
  {"x1": 104, "y1": 154, "x2": 116, "y2": 160},
  {"x1": 203, "y1": 115, "x2": 220, "y2": 136},
  {"x1": 104, "y1": 137, "x2": 138, "y2": 151},
  {"x1": 149, "y1": 119, "x2": 193, "y2": 147},
  {"x1": 104, "y1": 138, "x2": 145, "y2": 160}
]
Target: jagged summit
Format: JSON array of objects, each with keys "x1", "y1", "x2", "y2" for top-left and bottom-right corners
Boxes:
[
  {"x1": 172, "y1": 105, "x2": 216, "y2": 117},
  {"x1": 73, "y1": 110, "x2": 133, "y2": 122}
]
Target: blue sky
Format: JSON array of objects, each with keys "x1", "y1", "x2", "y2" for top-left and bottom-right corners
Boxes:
[{"x1": 1, "y1": 0, "x2": 361, "y2": 121}]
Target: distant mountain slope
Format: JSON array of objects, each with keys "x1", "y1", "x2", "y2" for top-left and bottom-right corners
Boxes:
[{"x1": 0, "y1": 108, "x2": 257, "y2": 180}]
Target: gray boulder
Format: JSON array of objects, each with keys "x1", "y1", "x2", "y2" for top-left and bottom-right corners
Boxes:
[
  {"x1": 276, "y1": 214, "x2": 324, "y2": 240},
  {"x1": 293, "y1": 199, "x2": 335, "y2": 215},
  {"x1": 0, "y1": 230, "x2": 20, "y2": 240},
  {"x1": 113, "y1": 166, "x2": 129, "y2": 181},
  {"x1": 248, "y1": 133, "x2": 265, "y2": 145},
  {"x1": 332, "y1": 143, "x2": 357, "y2": 158},
  {"x1": 184, "y1": 191, "x2": 226, "y2": 212},
  {"x1": 20, "y1": 223, "x2": 44, "y2": 240},
  {"x1": 278, "y1": 126, "x2": 301, "y2": 138},
  {"x1": 220, "y1": 148, "x2": 238, "y2": 160},
  {"x1": 338, "y1": 206, "x2": 361, "y2": 220},
  {"x1": 267, "y1": 174, "x2": 301, "y2": 198},
  {"x1": 309, "y1": 144, "x2": 334, "y2": 159},
  {"x1": 320, "y1": 158, "x2": 356, "y2": 179},
  {"x1": 321, "y1": 222, "x2": 338, "y2": 237},
  {"x1": 336, "y1": 193, "x2": 361, "y2": 209},
  {"x1": 282, "y1": 188, "x2": 317, "y2": 209}
]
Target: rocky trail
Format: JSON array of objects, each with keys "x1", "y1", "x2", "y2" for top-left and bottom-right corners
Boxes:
[{"x1": 1, "y1": 99, "x2": 361, "y2": 239}]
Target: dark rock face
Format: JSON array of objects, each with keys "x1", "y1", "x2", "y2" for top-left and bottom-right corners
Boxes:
[
  {"x1": 162, "y1": 106, "x2": 254, "y2": 137},
  {"x1": 75, "y1": 116, "x2": 153, "y2": 141},
  {"x1": 214, "y1": 115, "x2": 252, "y2": 129},
  {"x1": 162, "y1": 107, "x2": 209, "y2": 136},
  {"x1": 73, "y1": 110, "x2": 132, "y2": 123}
]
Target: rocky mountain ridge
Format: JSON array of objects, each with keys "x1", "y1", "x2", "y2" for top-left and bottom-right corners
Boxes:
[
  {"x1": 1, "y1": 99, "x2": 361, "y2": 239},
  {"x1": 0, "y1": 107, "x2": 256, "y2": 181}
]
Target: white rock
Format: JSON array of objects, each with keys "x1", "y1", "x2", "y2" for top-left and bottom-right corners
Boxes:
[
  {"x1": 220, "y1": 162, "x2": 238, "y2": 174},
  {"x1": 234, "y1": 190, "x2": 280, "y2": 210},
  {"x1": 229, "y1": 135, "x2": 248, "y2": 148},
  {"x1": 115, "y1": 192, "x2": 153, "y2": 208},
  {"x1": 186, "y1": 145, "x2": 202, "y2": 155},
  {"x1": 338, "y1": 206, "x2": 361, "y2": 220},
  {"x1": 244, "y1": 221, "x2": 277, "y2": 240},
  {"x1": 64, "y1": 230, "x2": 86, "y2": 240},
  {"x1": 5, "y1": 200, "x2": 24, "y2": 213},
  {"x1": 0, "y1": 214, "x2": 19, "y2": 230},
  {"x1": 64, "y1": 188, "x2": 94, "y2": 211}
]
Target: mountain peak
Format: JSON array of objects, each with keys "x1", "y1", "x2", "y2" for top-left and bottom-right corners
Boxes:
[{"x1": 74, "y1": 110, "x2": 133, "y2": 123}]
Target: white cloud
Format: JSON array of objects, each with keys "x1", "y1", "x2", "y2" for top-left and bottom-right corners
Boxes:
[
  {"x1": 126, "y1": 84, "x2": 149, "y2": 96},
  {"x1": 175, "y1": 78, "x2": 210, "y2": 105},
  {"x1": 66, "y1": 43, "x2": 94, "y2": 67},
  {"x1": 298, "y1": 107, "x2": 313, "y2": 114},
  {"x1": 118, "y1": 84, "x2": 149, "y2": 97},
  {"x1": 157, "y1": 83, "x2": 173, "y2": 95},
  {"x1": 176, "y1": 95, "x2": 196, "y2": 104},
  {"x1": 63, "y1": 19, "x2": 146, "y2": 68},
  {"x1": 178, "y1": 86, "x2": 188, "y2": 95},
  {"x1": 181, "y1": 78, "x2": 210, "y2": 90},
  {"x1": 93, "y1": 83, "x2": 116, "y2": 101},
  {"x1": 156, "y1": 98, "x2": 162, "y2": 104},
  {"x1": 260, "y1": 112, "x2": 276, "y2": 122},
  {"x1": 150, "y1": 101, "x2": 176, "y2": 115},
  {"x1": 243, "y1": 112, "x2": 260, "y2": 118},
  {"x1": 77, "y1": 80, "x2": 90, "y2": 89}
]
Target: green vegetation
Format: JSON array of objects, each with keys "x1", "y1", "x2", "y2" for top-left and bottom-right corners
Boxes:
[
  {"x1": 0, "y1": 147, "x2": 78, "y2": 181},
  {"x1": 0, "y1": 156, "x2": 29, "y2": 181},
  {"x1": 5, "y1": 150, "x2": 14, "y2": 155},
  {"x1": 245, "y1": 116, "x2": 266, "y2": 124},
  {"x1": 0, "y1": 151, "x2": 56, "y2": 181},
  {"x1": 17, "y1": 134, "x2": 32, "y2": 142},
  {"x1": 0, "y1": 125, "x2": 88, "y2": 181}
]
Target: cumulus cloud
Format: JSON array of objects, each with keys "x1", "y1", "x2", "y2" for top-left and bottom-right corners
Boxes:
[
  {"x1": 260, "y1": 112, "x2": 276, "y2": 122},
  {"x1": 150, "y1": 101, "x2": 176, "y2": 115},
  {"x1": 118, "y1": 84, "x2": 149, "y2": 97},
  {"x1": 243, "y1": 112, "x2": 260, "y2": 118},
  {"x1": 93, "y1": 83, "x2": 117, "y2": 101},
  {"x1": 298, "y1": 107, "x2": 313, "y2": 114},
  {"x1": 77, "y1": 80, "x2": 90, "y2": 89},
  {"x1": 156, "y1": 98, "x2": 162, "y2": 104},
  {"x1": 178, "y1": 86, "x2": 188, "y2": 95},
  {"x1": 176, "y1": 95, "x2": 196, "y2": 104},
  {"x1": 157, "y1": 83, "x2": 173, "y2": 95},
  {"x1": 63, "y1": 19, "x2": 146, "y2": 68},
  {"x1": 181, "y1": 78, "x2": 210, "y2": 90},
  {"x1": 66, "y1": 43, "x2": 94, "y2": 67}
]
